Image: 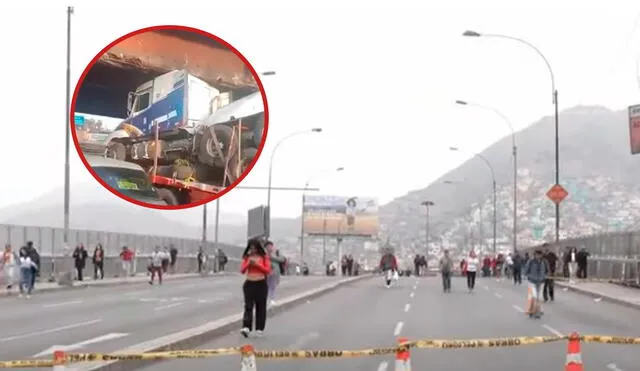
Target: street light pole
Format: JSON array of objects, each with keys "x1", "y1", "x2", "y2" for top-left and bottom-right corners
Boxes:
[
  {"x1": 62, "y1": 6, "x2": 74, "y2": 276},
  {"x1": 420, "y1": 201, "x2": 435, "y2": 254},
  {"x1": 300, "y1": 167, "x2": 344, "y2": 263},
  {"x1": 463, "y1": 30, "x2": 559, "y2": 245},
  {"x1": 456, "y1": 100, "x2": 518, "y2": 252},
  {"x1": 266, "y1": 128, "x2": 322, "y2": 238},
  {"x1": 450, "y1": 147, "x2": 497, "y2": 254}
]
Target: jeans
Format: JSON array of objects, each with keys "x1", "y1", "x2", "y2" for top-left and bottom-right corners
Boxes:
[
  {"x1": 441, "y1": 271, "x2": 452, "y2": 291},
  {"x1": 466, "y1": 271, "x2": 477, "y2": 289},
  {"x1": 513, "y1": 268, "x2": 522, "y2": 284},
  {"x1": 242, "y1": 279, "x2": 268, "y2": 331},
  {"x1": 543, "y1": 278, "x2": 554, "y2": 301},
  {"x1": 20, "y1": 267, "x2": 33, "y2": 295}
]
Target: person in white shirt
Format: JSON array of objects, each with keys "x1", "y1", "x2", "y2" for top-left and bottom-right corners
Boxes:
[
  {"x1": 465, "y1": 250, "x2": 480, "y2": 293},
  {"x1": 1, "y1": 244, "x2": 19, "y2": 295},
  {"x1": 505, "y1": 253, "x2": 514, "y2": 279},
  {"x1": 149, "y1": 246, "x2": 167, "y2": 285}
]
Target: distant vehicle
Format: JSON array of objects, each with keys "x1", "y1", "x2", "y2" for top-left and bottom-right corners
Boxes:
[
  {"x1": 103, "y1": 69, "x2": 264, "y2": 187},
  {"x1": 85, "y1": 155, "x2": 167, "y2": 206}
]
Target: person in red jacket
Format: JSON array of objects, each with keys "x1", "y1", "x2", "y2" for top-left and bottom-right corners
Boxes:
[{"x1": 240, "y1": 238, "x2": 272, "y2": 338}]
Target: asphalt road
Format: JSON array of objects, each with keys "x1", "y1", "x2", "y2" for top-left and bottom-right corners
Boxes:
[
  {"x1": 133, "y1": 275, "x2": 640, "y2": 371},
  {"x1": 0, "y1": 275, "x2": 341, "y2": 363}
]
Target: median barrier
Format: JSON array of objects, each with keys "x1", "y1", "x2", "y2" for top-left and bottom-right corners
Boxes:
[{"x1": 1, "y1": 333, "x2": 638, "y2": 369}]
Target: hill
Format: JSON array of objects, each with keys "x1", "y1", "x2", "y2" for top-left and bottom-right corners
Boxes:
[{"x1": 379, "y1": 105, "x2": 640, "y2": 255}]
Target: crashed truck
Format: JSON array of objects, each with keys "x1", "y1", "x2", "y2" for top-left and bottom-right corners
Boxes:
[{"x1": 103, "y1": 69, "x2": 265, "y2": 203}]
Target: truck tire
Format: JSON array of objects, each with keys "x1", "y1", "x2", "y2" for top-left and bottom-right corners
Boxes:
[
  {"x1": 198, "y1": 124, "x2": 233, "y2": 168},
  {"x1": 105, "y1": 141, "x2": 127, "y2": 161},
  {"x1": 156, "y1": 187, "x2": 180, "y2": 206},
  {"x1": 228, "y1": 147, "x2": 258, "y2": 183}
]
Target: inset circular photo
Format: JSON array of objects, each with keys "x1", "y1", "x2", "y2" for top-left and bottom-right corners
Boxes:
[{"x1": 71, "y1": 25, "x2": 269, "y2": 209}]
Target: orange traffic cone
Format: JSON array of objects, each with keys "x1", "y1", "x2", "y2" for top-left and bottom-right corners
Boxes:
[
  {"x1": 394, "y1": 337, "x2": 411, "y2": 371},
  {"x1": 52, "y1": 350, "x2": 66, "y2": 371},
  {"x1": 240, "y1": 344, "x2": 257, "y2": 371},
  {"x1": 565, "y1": 332, "x2": 583, "y2": 371}
]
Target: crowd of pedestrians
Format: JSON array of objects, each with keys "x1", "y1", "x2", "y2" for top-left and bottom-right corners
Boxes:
[{"x1": 0, "y1": 241, "x2": 41, "y2": 298}]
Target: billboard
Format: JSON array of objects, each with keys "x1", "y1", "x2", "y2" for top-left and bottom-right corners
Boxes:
[
  {"x1": 247, "y1": 205, "x2": 269, "y2": 239},
  {"x1": 629, "y1": 104, "x2": 640, "y2": 155},
  {"x1": 302, "y1": 195, "x2": 379, "y2": 237}
]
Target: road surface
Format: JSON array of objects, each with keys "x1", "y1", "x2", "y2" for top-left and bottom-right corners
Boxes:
[
  {"x1": 133, "y1": 275, "x2": 640, "y2": 371},
  {"x1": 0, "y1": 275, "x2": 340, "y2": 363}
]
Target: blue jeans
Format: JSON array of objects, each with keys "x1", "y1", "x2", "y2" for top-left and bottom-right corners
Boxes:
[
  {"x1": 20, "y1": 267, "x2": 33, "y2": 295},
  {"x1": 267, "y1": 274, "x2": 279, "y2": 300}
]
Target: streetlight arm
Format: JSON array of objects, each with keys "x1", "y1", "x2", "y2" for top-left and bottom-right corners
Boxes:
[
  {"x1": 483, "y1": 33, "x2": 556, "y2": 102},
  {"x1": 475, "y1": 153, "x2": 496, "y2": 182},
  {"x1": 460, "y1": 101, "x2": 516, "y2": 148}
]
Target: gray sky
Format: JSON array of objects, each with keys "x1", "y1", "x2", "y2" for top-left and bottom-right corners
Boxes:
[{"x1": 1, "y1": 0, "x2": 639, "y2": 223}]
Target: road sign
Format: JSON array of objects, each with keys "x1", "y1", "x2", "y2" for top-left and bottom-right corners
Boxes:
[
  {"x1": 546, "y1": 184, "x2": 568, "y2": 204},
  {"x1": 74, "y1": 115, "x2": 85, "y2": 126}
]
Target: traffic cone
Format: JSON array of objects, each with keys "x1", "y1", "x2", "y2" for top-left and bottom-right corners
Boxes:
[
  {"x1": 52, "y1": 350, "x2": 66, "y2": 371},
  {"x1": 240, "y1": 344, "x2": 257, "y2": 371},
  {"x1": 565, "y1": 332, "x2": 583, "y2": 371},
  {"x1": 394, "y1": 337, "x2": 411, "y2": 371}
]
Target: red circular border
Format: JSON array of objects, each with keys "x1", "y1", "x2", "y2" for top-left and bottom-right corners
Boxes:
[{"x1": 70, "y1": 24, "x2": 269, "y2": 210}]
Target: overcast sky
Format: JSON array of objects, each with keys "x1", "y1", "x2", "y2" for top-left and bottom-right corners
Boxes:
[{"x1": 1, "y1": 0, "x2": 639, "y2": 224}]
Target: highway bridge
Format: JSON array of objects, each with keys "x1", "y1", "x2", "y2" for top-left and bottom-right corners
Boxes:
[
  {"x1": 0, "y1": 273, "x2": 639, "y2": 371},
  {"x1": 75, "y1": 28, "x2": 258, "y2": 119}
]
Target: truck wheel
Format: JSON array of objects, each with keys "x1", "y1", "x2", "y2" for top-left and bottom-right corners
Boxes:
[
  {"x1": 198, "y1": 124, "x2": 233, "y2": 168},
  {"x1": 228, "y1": 147, "x2": 258, "y2": 183},
  {"x1": 105, "y1": 141, "x2": 126, "y2": 161},
  {"x1": 156, "y1": 188, "x2": 180, "y2": 205}
]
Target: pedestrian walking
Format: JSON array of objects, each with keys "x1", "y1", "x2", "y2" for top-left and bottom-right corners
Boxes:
[
  {"x1": 24, "y1": 242, "x2": 40, "y2": 289},
  {"x1": 512, "y1": 250, "x2": 523, "y2": 285},
  {"x1": 524, "y1": 249, "x2": 548, "y2": 319},
  {"x1": 72, "y1": 244, "x2": 88, "y2": 281},
  {"x1": 93, "y1": 244, "x2": 105, "y2": 280},
  {"x1": 542, "y1": 243, "x2": 558, "y2": 302},
  {"x1": 576, "y1": 248, "x2": 590, "y2": 279},
  {"x1": 439, "y1": 249, "x2": 453, "y2": 293},
  {"x1": 1, "y1": 244, "x2": 19, "y2": 295},
  {"x1": 149, "y1": 246, "x2": 167, "y2": 285},
  {"x1": 18, "y1": 249, "x2": 38, "y2": 298},
  {"x1": 120, "y1": 246, "x2": 133, "y2": 277},
  {"x1": 240, "y1": 238, "x2": 271, "y2": 338},
  {"x1": 265, "y1": 241, "x2": 285, "y2": 306},
  {"x1": 465, "y1": 250, "x2": 479, "y2": 292}
]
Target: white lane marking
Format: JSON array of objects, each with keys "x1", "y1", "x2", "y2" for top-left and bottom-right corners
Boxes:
[
  {"x1": 409, "y1": 292, "x2": 415, "y2": 298},
  {"x1": 43, "y1": 300, "x2": 83, "y2": 308},
  {"x1": 494, "y1": 292, "x2": 503, "y2": 299},
  {"x1": 140, "y1": 297, "x2": 165, "y2": 303},
  {"x1": 512, "y1": 305, "x2": 525, "y2": 313},
  {"x1": 170, "y1": 297, "x2": 189, "y2": 302},
  {"x1": 404, "y1": 304, "x2": 410, "y2": 312},
  {"x1": 287, "y1": 332, "x2": 320, "y2": 349},
  {"x1": 154, "y1": 302, "x2": 184, "y2": 311},
  {"x1": 542, "y1": 324, "x2": 564, "y2": 337},
  {"x1": 0, "y1": 319, "x2": 102, "y2": 343},
  {"x1": 594, "y1": 297, "x2": 602, "y2": 302},
  {"x1": 393, "y1": 321, "x2": 404, "y2": 336},
  {"x1": 32, "y1": 333, "x2": 130, "y2": 358},
  {"x1": 377, "y1": 361, "x2": 389, "y2": 371},
  {"x1": 607, "y1": 363, "x2": 624, "y2": 371}
]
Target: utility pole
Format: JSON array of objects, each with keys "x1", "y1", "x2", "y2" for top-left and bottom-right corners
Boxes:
[
  {"x1": 421, "y1": 201, "x2": 435, "y2": 254},
  {"x1": 61, "y1": 6, "x2": 74, "y2": 277}
]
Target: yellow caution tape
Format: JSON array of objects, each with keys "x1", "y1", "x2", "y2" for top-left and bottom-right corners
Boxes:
[
  {"x1": 0, "y1": 359, "x2": 54, "y2": 368},
  {"x1": 411, "y1": 335, "x2": 566, "y2": 349},
  {"x1": 3, "y1": 334, "x2": 639, "y2": 366},
  {"x1": 581, "y1": 335, "x2": 640, "y2": 345}
]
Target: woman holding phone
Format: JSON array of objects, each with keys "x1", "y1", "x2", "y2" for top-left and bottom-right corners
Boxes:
[{"x1": 240, "y1": 238, "x2": 272, "y2": 338}]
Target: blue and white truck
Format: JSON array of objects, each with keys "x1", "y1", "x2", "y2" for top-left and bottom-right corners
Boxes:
[{"x1": 103, "y1": 69, "x2": 264, "y2": 186}]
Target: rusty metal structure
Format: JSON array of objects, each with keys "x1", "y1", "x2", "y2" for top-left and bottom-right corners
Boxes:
[{"x1": 76, "y1": 29, "x2": 258, "y2": 118}]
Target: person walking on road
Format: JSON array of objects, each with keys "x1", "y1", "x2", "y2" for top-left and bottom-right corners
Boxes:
[
  {"x1": 1, "y1": 244, "x2": 19, "y2": 295},
  {"x1": 24, "y1": 242, "x2": 40, "y2": 288},
  {"x1": 265, "y1": 241, "x2": 285, "y2": 306},
  {"x1": 465, "y1": 250, "x2": 479, "y2": 293},
  {"x1": 92, "y1": 244, "x2": 105, "y2": 280},
  {"x1": 512, "y1": 250, "x2": 523, "y2": 285},
  {"x1": 524, "y1": 249, "x2": 548, "y2": 319},
  {"x1": 72, "y1": 244, "x2": 88, "y2": 281},
  {"x1": 149, "y1": 246, "x2": 167, "y2": 285},
  {"x1": 120, "y1": 246, "x2": 133, "y2": 277},
  {"x1": 240, "y1": 238, "x2": 271, "y2": 338},
  {"x1": 576, "y1": 248, "x2": 590, "y2": 279},
  {"x1": 439, "y1": 249, "x2": 454, "y2": 293},
  {"x1": 18, "y1": 248, "x2": 38, "y2": 298},
  {"x1": 542, "y1": 243, "x2": 558, "y2": 302},
  {"x1": 379, "y1": 248, "x2": 398, "y2": 288}
]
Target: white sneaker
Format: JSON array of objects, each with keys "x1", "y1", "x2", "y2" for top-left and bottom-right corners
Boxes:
[
  {"x1": 240, "y1": 327, "x2": 250, "y2": 338},
  {"x1": 269, "y1": 300, "x2": 276, "y2": 306},
  {"x1": 254, "y1": 330, "x2": 263, "y2": 337},
  {"x1": 26, "y1": 295, "x2": 31, "y2": 299}
]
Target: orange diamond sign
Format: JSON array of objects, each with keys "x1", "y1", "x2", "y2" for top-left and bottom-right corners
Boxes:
[{"x1": 546, "y1": 184, "x2": 568, "y2": 204}]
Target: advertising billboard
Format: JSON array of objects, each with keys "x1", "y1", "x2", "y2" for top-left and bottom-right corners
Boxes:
[
  {"x1": 302, "y1": 195, "x2": 379, "y2": 237},
  {"x1": 629, "y1": 104, "x2": 640, "y2": 155}
]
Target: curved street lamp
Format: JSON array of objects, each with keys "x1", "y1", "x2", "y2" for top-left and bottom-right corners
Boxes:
[{"x1": 463, "y1": 29, "x2": 560, "y2": 244}]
